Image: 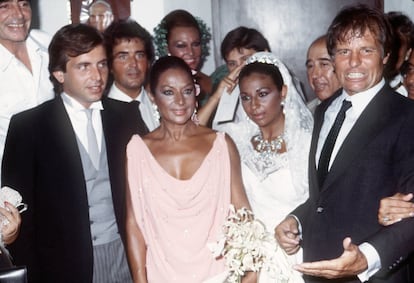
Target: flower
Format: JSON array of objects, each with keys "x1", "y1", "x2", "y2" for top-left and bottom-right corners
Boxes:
[{"x1": 208, "y1": 205, "x2": 302, "y2": 283}]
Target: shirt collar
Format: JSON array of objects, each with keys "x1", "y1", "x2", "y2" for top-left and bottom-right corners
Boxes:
[
  {"x1": 0, "y1": 43, "x2": 15, "y2": 71},
  {"x1": 0, "y1": 33, "x2": 46, "y2": 72},
  {"x1": 340, "y1": 79, "x2": 385, "y2": 117},
  {"x1": 108, "y1": 83, "x2": 143, "y2": 103},
  {"x1": 61, "y1": 92, "x2": 103, "y2": 113}
]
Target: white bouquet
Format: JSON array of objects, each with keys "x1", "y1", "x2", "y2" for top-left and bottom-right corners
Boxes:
[
  {"x1": 0, "y1": 186, "x2": 27, "y2": 247},
  {"x1": 208, "y1": 205, "x2": 303, "y2": 283},
  {"x1": 0, "y1": 186, "x2": 27, "y2": 214}
]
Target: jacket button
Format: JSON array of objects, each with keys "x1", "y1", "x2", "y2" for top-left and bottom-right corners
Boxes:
[{"x1": 316, "y1": 207, "x2": 324, "y2": 213}]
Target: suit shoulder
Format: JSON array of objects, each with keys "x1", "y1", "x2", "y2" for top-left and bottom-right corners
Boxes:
[
  {"x1": 102, "y1": 97, "x2": 134, "y2": 111},
  {"x1": 385, "y1": 89, "x2": 414, "y2": 111},
  {"x1": 11, "y1": 99, "x2": 56, "y2": 122}
]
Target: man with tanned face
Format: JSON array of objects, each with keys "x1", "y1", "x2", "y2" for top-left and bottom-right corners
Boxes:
[
  {"x1": 104, "y1": 19, "x2": 159, "y2": 131},
  {"x1": 306, "y1": 35, "x2": 341, "y2": 113},
  {"x1": 402, "y1": 47, "x2": 414, "y2": 100},
  {"x1": 276, "y1": 5, "x2": 414, "y2": 283},
  {"x1": 0, "y1": 0, "x2": 53, "y2": 177},
  {"x1": 2, "y1": 24, "x2": 146, "y2": 282}
]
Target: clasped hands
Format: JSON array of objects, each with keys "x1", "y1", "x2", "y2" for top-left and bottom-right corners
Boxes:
[{"x1": 274, "y1": 216, "x2": 368, "y2": 279}]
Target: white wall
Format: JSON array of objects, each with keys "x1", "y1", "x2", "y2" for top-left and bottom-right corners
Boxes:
[
  {"x1": 37, "y1": 0, "x2": 215, "y2": 74},
  {"x1": 385, "y1": 0, "x2": 414, "y2": 17},
  {"x1": 36, "y1": 0, "x2": 414, "y2": 75},
  {"x1": 37, "y1": 0, "x2": 70, "y2": 36}
]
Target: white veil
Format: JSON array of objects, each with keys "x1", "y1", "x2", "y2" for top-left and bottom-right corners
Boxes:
[{"x1": 227, "y1": 52, "x2": 313, "y2": 196}]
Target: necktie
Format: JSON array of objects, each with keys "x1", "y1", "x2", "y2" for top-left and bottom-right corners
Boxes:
[
  {"x1": 85, "y1": 109, "x2": 100, "y2": 169},
  {"x1": 130, "y1": 100, "x2": 149, "y2": 136},
  {"x1": 317, "y1": 100, "x2": 352, "y2": 186}
]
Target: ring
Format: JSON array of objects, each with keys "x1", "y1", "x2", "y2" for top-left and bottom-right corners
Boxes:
[{"x1": 382, "y1": 216, "x2": 390, "y2": 223}]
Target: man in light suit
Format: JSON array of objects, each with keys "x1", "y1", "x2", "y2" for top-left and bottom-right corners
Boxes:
[
  {"x1": 276, "y1": 5, "x2": 414, "y2": 283},
  {"x1": 1, "y1": 24, "x2": 147, "y2": 282}
]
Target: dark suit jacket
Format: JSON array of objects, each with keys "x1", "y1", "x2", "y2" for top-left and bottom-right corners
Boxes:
[
  {"x1": 293, "y1": 85, "x2": 414, "y2": 283},
  {"x1": 1, "y1": 96, "x2": 143, "y2": 283}
]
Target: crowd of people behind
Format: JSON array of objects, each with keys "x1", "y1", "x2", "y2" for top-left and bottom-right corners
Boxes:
[{"x1": 0, "y1": 0, "x2": 414, "y2": 283}]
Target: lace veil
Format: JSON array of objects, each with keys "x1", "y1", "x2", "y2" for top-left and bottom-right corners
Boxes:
[{"x1": 227, "y1": 52, "x2": 313, "y2": 195}]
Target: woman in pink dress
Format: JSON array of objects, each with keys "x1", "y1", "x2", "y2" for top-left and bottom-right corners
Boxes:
[{"x1": 124, "y1": 56, "x2": 252, "y2": 283}]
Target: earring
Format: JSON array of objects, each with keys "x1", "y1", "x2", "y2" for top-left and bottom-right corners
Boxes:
[
  {"x1": 281, "y1": 98, "x2": 286, "y2": 115},
  {"x1": 152, "y1": 104, "x2": 160, "y2": 121},
  {"x1": 191, "y1": 109, "x2": 200, "y2": 126}
]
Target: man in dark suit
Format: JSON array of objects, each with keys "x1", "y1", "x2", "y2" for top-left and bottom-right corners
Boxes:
[
  {"x1": 1, "y1": 24, "x2": 147, "y2": 282},
  {"x1": 276, "y1": 5, "x2": 414, "y2": 283}
]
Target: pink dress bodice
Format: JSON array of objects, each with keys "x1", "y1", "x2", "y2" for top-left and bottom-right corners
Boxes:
[{"x1": 126, "y1": 132, "x2": 230, "y2": 283}]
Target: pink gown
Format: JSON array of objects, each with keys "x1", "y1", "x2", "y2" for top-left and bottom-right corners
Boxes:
[{"x1": 126, "y1": 132, "x2": 231, "y2": 283}]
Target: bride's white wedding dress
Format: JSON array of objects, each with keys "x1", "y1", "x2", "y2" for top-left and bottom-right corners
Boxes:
[
  {"x1": 222, "y1": 52, "x2": 314, "y2": 283},
  {"x1": 226, "y1": 119, "x2": 309, "y2": 283}
]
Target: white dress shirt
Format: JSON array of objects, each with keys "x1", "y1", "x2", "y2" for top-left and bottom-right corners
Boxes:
[
  {"x1": 315, "y1": 79, "x2": 384, "y2": 168},
  {"x1": 0, "y1": 30, "x2": 54, "y2": 177},
  {"x1": 315, "y1": 80, "x2": 385, "y2": 281},
  {"x1": 390, "y1": 74, "x2": 407, "y2": 97},
  {"x1": 61, "y1": 94, "x2": 104, "y2": 155},
  {"x1": 107, "y1": 84, "x2": 159, "y2": 131}
]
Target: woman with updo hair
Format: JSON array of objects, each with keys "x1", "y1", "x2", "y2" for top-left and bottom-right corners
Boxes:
[{"x1": 153, "y1": 9, "x2": 212, "y2": 106}]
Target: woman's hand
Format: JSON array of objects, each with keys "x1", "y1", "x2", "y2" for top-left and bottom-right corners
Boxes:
[
  {"x1": 378, "y1": 193, "x2": 414, "y2": 226},
  {"x1": 0, "y1": 202, "x2": 22, "y2": 245}
]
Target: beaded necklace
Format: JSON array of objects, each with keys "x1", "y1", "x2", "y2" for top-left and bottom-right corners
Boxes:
[{"x1": 253, "y1": 133, "x2": 285, "y2": 154}]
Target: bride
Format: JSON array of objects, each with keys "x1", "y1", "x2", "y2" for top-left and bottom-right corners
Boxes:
[{"x1": 226, "y1": 52, "x2": 313, "y2": 282}]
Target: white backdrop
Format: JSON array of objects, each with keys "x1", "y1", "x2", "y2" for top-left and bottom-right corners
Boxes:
[{"x1": 37, "y1": 0, "x2": 414, "y2": 79}]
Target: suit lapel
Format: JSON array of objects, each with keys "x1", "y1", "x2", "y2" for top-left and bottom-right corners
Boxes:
[
  {"x1": 50, "y1": 97, "x2": 84, "y2": 169},
  {"x1": 309, "y1": 91, "x2": 342, "y2": 192},
  {"x1": 322, "y1": 86, "x2": 394, "y2": 190},
  {"x1": 48, "y1": 97, "x2": 89, "y2": 200}
]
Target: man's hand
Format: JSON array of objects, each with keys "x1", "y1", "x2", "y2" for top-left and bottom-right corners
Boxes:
[
  {"x1": 274, "y1": 216, "x2": 301, "y2": 255},
  {"x1": 294, "y1": 237, "x2": 368, "y2": 279}
]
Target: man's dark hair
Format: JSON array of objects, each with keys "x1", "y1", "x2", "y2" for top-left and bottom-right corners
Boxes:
[
  {"x1": 384, "y1": 11, "x2": 414, "y2": 81},
  {"x1": 104, "y1": 19, "x2": 155, "y2": 68},
  {"x1": 327, "y1": 4, "x2": 393, "y2": 59},
  {"x1": 48, "y1": 24, "x2": 104, "y2": 95},
  {"x1": 220, "y1": 26, "x2": 270, "y2": 61}
]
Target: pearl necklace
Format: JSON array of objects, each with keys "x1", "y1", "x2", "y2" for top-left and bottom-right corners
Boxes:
[{"x1": 253, "y1": 133, "x2": 285, "y2": 154}]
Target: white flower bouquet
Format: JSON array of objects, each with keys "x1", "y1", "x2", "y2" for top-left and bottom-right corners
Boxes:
[
  {"x1": 0, "y1": 186, "x2": 27, "y2": 247},
  {"x1": 208, "y1": 205, "x2": 303, "y2": 283}
]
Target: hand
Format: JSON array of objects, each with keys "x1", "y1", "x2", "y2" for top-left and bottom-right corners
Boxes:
[
  {"x1": 274, "y1": 216, "x2": 301, "y2": 255},
  {"x1": 241, "y1": 271, "x2": 257, "y2": 283},
  {"x1": 0, "y1": 202, "x2": 22, "y2": 245},
  {"x1": 378, "y1": 193, "x2": 414, "y2": 226},
  {"x1": 216, "y1": 64, "x2": 245, "y2": 96},
  {"x1": 294, "y1": 237, "x2": 368, "y2": 279}
]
